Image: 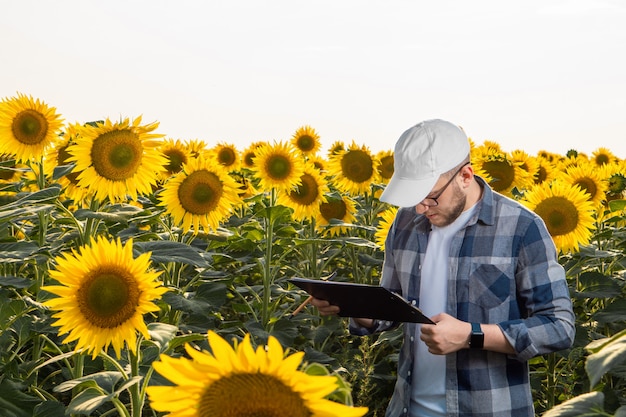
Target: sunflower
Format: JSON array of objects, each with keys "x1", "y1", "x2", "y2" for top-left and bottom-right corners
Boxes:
[
  {"x1": 67, "y1": 116, "x2": 168, "y2": 203},
  {"x1": 308, "y1": 155, "x2": 328, "y2": 174},
  {"x1": 159, "y1": 157, "x2": 242, "y2": 233},
  {"x1": 184, "y1": 139, "x2": 208, "y2": 158},
  {"x1": 0, "y1": 153, "x2": 22, "y2": 183},
  {"x1": 208, "y1": 142, "x2": 241, "y2": 172},
  {"x1": 327, "y1": 140, "x2": 345, "y2": 157},
  {"x1": 375, "y1": 149, "x2": 394, "y2": 185},
  {"x1": 472, "y1": 148, "x2": 532, "y2": 196},
  {"x1": 602, "y1": 160, "x2": 626, "y2": 199},
  {"x1": 277, "y1": 164, "x2": 329, "y2": 221},
  {"x1": 533, "y1": 156, "x2": 560, "y2": 186},
  {"x1": 250, "y1": 141, "x2": 305, "y2": 192},
  {"x1": 510, "y1": 150, "x2": 539, "y2": 188},
  {"x1": 42, "y1": 236, "x2": 166, "y2": 359},
  {"x1": 241, "y1": 141, "x2": 266, "y2": 169},
  {"x1": 374, "y1": 206, "x2": 398, "y2": 251},
  {"x1": 316, "y1": 194, "x2": 357, "y2": 236},
  {"x1": 0, "y1": 93, "x2": 64, "y2": 163},
  {"x1": 159, "y1": 138, "x2": 191, "y2": 181},
  {"x1": 522, "y1": 180, "x2": 596, "y2": 254},
  {"x1": 537, "y1": 150, "x2": 561, "y2": 163},
  {"x1": 291, "y1": 125, "x2": 322, "y2": 156},
  {"x1": 147, "y1": 331, "x2": 367, "y2": 417},
  {"x1": 591, "y1": 147, "x2": 618, "y2": 167},
  {"x1": 558, "y1": 161, "x2": 608, "y2": 208},
  {"x1": 327, "y1": 141, "x2": 378, "y2": 196},
  {"x1": 42, "y1": 124, "x2": 91, "y2": 203}
]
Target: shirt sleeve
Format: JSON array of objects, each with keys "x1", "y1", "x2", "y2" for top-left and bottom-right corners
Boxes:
[{"x1": 499, "y1": 217, "x2": 576, "y2": 361}]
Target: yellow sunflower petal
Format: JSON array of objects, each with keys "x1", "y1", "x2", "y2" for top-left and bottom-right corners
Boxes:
[
  {"x1": 41, "y1": 236, "x2": 165, "y2": 358},
  {"x1": 0, "y1": 93, "x2": 64, "y2": 162},
  {"x1": 148, "y1": 331, "x2": 368, "y2": 417}
]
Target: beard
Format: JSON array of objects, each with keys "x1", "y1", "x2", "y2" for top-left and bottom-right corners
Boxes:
[{"x1": 428, "y1": 183, "x2": 466, "y2": 227}]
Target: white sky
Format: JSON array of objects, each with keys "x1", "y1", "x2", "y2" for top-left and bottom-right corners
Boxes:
[{"x1": 2, "y1": 0, "x2": 626, "y2": 158}]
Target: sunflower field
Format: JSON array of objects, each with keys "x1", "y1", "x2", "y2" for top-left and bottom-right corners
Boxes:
[{"x1": 1, "y1": 92, "x2": 626, "y2": 417}]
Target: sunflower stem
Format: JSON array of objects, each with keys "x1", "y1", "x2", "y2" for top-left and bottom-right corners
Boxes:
[
  {"x1": 261, "y1": 189, "x2": 276, "y2": 328},
  {"x1": 129, "y1": 347, "x2": 143, "y2": 417}
]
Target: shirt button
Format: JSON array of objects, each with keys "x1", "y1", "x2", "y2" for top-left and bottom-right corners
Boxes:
[
  {"x1": 411, "y1": 300, "x2": 417, "y2": 305},
  {"x1": 403, "y1": 407, "x2": 408, "y2": 414},
  {"x1": 410, "y1": 336, "x2": 414, "y2": 342},
  {"x1": 407, "y1": 370, "x2": 411, "y2": 376}
]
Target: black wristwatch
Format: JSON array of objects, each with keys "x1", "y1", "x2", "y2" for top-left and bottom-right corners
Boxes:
[{"x1": 469, "y1": 322, "x2": 484, "y2": 349}]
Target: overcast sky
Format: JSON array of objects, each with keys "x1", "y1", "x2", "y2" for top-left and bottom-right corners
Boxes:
[{"x1": 2, "y1": 0, "x2": 625, "y2": 158}]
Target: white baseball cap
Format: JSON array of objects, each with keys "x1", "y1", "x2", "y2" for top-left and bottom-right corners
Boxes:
[{"x1": 379, "y1": 119, "x2": 470, "y2": 207}]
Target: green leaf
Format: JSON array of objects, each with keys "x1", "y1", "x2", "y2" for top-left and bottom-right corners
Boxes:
[
  {"x1": 0, "y1": 275, "x2": 32, "y2": 288},
  {"x1": 165, "y1": 333, "x2": 207, "y2": 353},
  {"x1": 615, "y1": 405, "x2": 626, "y2": 417},
  {"x1": 593, "y1": 299, "x2": 626, "y2": 324},
  {"x1": 33, "y1": 401, "x2": 65, "y2": 417},
  {"x1": 0, "y1": 242, "x2": 41, "y2": 262},
  {"x1": 542, "y1": 391, "x2": 605, "y2": 417},
  {"x1": 196, "y1": 282, "x2": 228, "y2": 308},
  {"x1": 54, "y1": 371, "x2": 123, "y2": 394},
  {"x1": 73, "y1": 204, "x2": 144, "y2": 224},
  {"x1": 0, "y1": 379, "x2": 39, "y2": 417},
  {"x1": 66, "y1": 387, "x2": 112, "y2": 415},
  {"x1": 114, "y1": 376, "x2": 142, "y2": 395},
  {"x1": 586, "y1": 332, "x2": 626, "y2": 387},
  {"x1": 52, "y1": 163, "x2": 76, "y2": 180},
  {"x1": 608, "y1": 199, "x2": 626, "y2": 212},
  {"x1": 162, "y1": 292, "x2": 211, "y2": 315},
  {"x1": 133, "y1": 241, "x2": 207, "y2": 267},
  {"x1": 147, "y1": 322, "x2": 178, "y2": 351},
  {"x1": 572, "y1": 271, "x2": 622, "y2": 299}
]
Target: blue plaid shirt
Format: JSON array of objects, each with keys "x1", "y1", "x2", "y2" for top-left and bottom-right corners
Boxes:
[{"x1": 351, "y1": 177, "x2": 575, "y2": 417}]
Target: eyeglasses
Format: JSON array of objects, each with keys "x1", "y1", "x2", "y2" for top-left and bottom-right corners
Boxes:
[{"x1": 419, "y1": 163, "x2": 469, "y2": 207}]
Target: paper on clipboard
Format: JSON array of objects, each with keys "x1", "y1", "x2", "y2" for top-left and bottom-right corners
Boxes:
[{"x1": 289, "y1": 277, "x2": 435, "y2": 324}]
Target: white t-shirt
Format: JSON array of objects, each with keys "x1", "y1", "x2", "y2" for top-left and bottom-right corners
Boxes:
[{"x1": 410, "y1": 204, "x2": 478, "y2": 417}]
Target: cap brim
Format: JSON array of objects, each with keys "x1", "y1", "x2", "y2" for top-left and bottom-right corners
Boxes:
[{"x1": 379, "y1": 176, "x2": 438, "y2": 207}]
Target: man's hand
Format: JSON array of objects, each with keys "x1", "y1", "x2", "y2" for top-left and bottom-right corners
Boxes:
[
  {"x1": 419, "y1": 313, "x2": 471, "y2": 355},
  {"x1": 310, "y1": 297, "x2": 340, "y2": 316},
  {"x1": 309, "y1": 298, "x2": 374, "y2": 328}
]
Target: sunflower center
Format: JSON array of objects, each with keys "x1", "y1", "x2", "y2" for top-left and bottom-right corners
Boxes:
[
  {"x1": 217, "y1": 148, "x2": 237, "y2": 167},
  {"x1": 341, "y1": 150, "x2": 374, "y2": 183},
  {"x1": 57, "y1": 145, "x2": 81, "y2": 184},
  {"x1": 378, "y1": 155, "x2": 394, "y2": 180},
  {"x1": 320, "y1": 199, "x2": 347, "y2": 222},
  {"x1": 534, "y1": 196, "x2": 579, "y2": 237},
  {"x1": 78, "y1": 266, "x2": 140, "y2": 328},
  {"x1": 482, "y1": 160, "x2": 514, "y2": 192},
  {"x1": 296, "y1": 135, "x2": 315, "y2": 152},
  {"x1": 91, "y1": 130, "x2": 143, "y2": 181},
  {"x1": 198, "y1": 373, "x2": 311, "y2": 417},
  {"x1": 177, "y1": 170, "x2": 223, "y2": 214},
  {"x1": 11, "y1": 110, "x2": 48, "y2": 145},
  {"x1": 289, "y1": 173, "x2": 319, "y2": 205},
  {"x1": 574, "y1": 178, "x2": 597, "y2": 200},
  {"x1": 243, "y1": 151, "x2": 256, "y2": 168},
  {"x1": 595, "y1": 154, "x2": 610, "y2": 166},
  {"x1": 535, "y1": 166, "x2": 548, "y2": 184},
  {"x1": 265, "y1": 155, "x2": 292, "y2": 180},
  {"x1": 164, "y1": 149, "x2": 186, "y2": 175}
]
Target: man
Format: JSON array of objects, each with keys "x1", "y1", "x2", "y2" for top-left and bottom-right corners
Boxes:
[{"x1": 312, "y1": 119, "x2": 575, "y2": 416}]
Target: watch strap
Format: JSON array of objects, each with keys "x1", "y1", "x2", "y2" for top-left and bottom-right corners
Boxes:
[{"x1": 469, "y1": 322, "x2": 484, "y2": 349}]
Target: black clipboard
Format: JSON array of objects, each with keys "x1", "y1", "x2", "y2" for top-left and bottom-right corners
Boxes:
[{"x1": 289, "y1": 278, "x2": 435, "y2": 324}]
